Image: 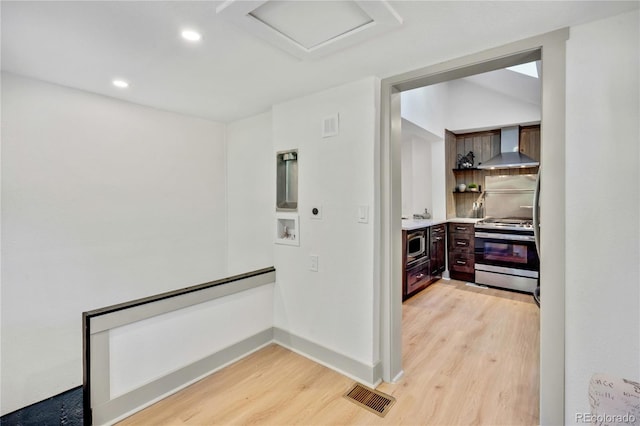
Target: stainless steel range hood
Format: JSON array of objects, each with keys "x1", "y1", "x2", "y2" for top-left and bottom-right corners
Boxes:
[{"x1": 477, "y1": 126, "x2": 539, "y2": 169}]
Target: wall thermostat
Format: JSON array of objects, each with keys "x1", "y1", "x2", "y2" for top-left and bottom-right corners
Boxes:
[{"x1": 311, "y1": 205, "x2": 322, "y2": 219}]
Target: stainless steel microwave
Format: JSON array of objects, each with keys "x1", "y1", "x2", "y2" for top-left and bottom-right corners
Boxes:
[{"x1": 406, "y1": 229, "x2": 427, "y2": 264}]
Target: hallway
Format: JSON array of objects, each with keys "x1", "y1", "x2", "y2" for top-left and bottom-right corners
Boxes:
[{"x1": 120, "y1": 280, "x2": 539, "y2": 425}]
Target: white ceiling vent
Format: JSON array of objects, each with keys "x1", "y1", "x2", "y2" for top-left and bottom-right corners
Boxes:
[
  {"x1": 322, "y1": 114, "x2": 339, "y2": 138},
  {"x1": 216, "y1": 0, "x2": 402, "y2": 60}
]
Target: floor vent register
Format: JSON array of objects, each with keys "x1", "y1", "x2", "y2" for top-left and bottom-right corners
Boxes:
[{"x1": 343, "y1": 383, "x2": 396, "y2": 417}]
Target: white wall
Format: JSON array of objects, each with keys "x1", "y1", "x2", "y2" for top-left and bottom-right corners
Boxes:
[
  {"x1": 401, "y1": 83, "x2": 448, "y2": 138},
  {"x1": 1, "y1": 73, "x2": 228, "y2": 414},
  {"x1": 411, "y1": 138, "x2": 432, "y2": 218},
  {"x1": 400, "y1": 119, "x2": 443, "y2": 220},
  {"x1": 401, "y1": 133, "x2": 433, "y2": 218},
  {"x1": 430, "y1": 139, "x2": 447, "y2": 221},
  {"x1": 445, "y1": 78, "x2": 541, "y2": 132},
  {"x1": 565, "y1": 9, "x2": 640, "y2": 422},
  {"x1": 226, "y1": 112, "x2": 274, "y2": 275},
  {"x1": 401, "y1": 135, "x2": 414, "y2": 217},
  {"x1": 271, "y1": 78, "x2": 378, "y2": 368},
  {"x1": 401, "y1": 76, "x2": 540, "y2": 135}
]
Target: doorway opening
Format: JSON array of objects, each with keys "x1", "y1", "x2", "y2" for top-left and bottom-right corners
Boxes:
[
  {"x1": 399, "y1": 58, "x2": 542, "y2": 423},
  {"x1": 378, "y1": 29, "x2": 568, "y2": 424}
]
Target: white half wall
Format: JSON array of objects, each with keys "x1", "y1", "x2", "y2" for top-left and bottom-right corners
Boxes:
[
  {"x1": 1, "y1": 73, "x2": 228, "y2": 415},
  {"x1": 226, "y1": 111, "x2": 274, "y2": 276},
  {"x1": 109, "y1": 283, "x2": 274, "y2": 398},
  {"x1": 565, "y1": 9, "x2": 640, "y2": 423},
  {"x1": 271, "y1": 78, "x2": 378, "y2": 372}
]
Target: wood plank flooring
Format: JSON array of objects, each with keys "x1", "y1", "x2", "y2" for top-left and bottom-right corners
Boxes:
[{"x1": 119, "y1": 280, "x2": 539, "y2": 425}]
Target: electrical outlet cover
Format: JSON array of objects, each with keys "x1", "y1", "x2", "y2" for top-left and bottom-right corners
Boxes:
[{"x1": 310, "y1": 255, "x2": 319, "y2": 272}]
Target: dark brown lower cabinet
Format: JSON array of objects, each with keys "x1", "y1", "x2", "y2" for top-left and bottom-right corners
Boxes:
[
  {"x1": 403, "y1": 224, "x2": 446, "y2": 300},
  {"x1": 405, "y1": 257, "x2": 431, "y2": 296},
  {"x1": 430, "y1": 224, "x2": 446, "y2": 276},
  {"x1": 448, "y1": 222, "x2": 475, "y2": 282}
]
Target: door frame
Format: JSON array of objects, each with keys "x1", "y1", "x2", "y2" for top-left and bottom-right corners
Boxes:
[{"x1": 377, "y1": 28, "x2": 568, "y2": 424}]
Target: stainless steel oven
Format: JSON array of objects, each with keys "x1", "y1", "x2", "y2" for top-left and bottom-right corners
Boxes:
[
  {"x1": 473, "y1": 174, "x2": 540, "y2": 294},
  {"x1": 475, "y1": 227, "x2": 539, "y2": 293}
]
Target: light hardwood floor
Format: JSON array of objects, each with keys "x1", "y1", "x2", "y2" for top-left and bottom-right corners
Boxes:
[{"x1": 119, "y1": 280, "x2": 539, "y2": 425}]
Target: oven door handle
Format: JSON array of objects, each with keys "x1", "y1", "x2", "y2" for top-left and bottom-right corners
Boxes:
[
  {"x1": 533, "y1": 168, "x2": 541, "y2": 255},
  {"x1": 475, "y1": 232, "x2": 535, "y2": 242}
]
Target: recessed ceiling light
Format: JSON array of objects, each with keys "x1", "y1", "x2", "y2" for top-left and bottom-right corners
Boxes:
[
  {"x1": 112, "y1": 79, "x2": 129, "y2": 89},
  {"x1": 181, "y1": 29, "x2": 202, "y2": 42}
]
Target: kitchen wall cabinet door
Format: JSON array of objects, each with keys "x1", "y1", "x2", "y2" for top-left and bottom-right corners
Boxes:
[{"x1": 519, "y1": 125, "x2": 541, "y2": 162}]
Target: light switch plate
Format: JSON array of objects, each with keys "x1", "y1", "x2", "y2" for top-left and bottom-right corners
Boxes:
[
  {"x1": 358, "y1": 205, "x2": 369, "y2": 223},
  {"x1": 310, "y1": 255, "x2": 319, "y2": 272}
]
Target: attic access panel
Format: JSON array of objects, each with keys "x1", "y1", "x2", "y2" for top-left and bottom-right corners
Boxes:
[{"x1": 216, "y1": 0, "x2": 402, "y2": 60}]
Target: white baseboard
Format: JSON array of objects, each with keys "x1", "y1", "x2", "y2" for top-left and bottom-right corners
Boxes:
[
  {"x1": 391, "y1": 369, "x2": 405, "y2": 383},
  {"x1": 272, "y1": 327, "x2": 383, "y2": 388},
  {"x1": 97, "y1": 327, "x2": 383, "y2": 425}
]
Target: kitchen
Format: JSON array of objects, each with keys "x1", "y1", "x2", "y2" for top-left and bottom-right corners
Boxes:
[
  {"x1": 394, "y1": 65, "x2": 544, "y2": 422},
  {"x1": 400, "y1": 62, "x2": 542, "y2": 302}
]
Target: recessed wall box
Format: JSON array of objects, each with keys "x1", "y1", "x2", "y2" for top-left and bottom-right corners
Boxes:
[
  {"x1": 275, "y1": 213, "x2": 299, "y2": 246},
  {"x1": 276, "y1": 150, "x2": 298, "y2": 211}
]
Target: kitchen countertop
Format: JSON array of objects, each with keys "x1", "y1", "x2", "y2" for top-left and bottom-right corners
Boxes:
[
  {"x1": 401, "y1": 217, "x2": 482, "y2": 230},
  {"x1": 401, "y1": 219, "x2": 446, "y2": 230}
]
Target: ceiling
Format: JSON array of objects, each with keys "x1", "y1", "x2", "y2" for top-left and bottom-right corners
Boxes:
[
  {"x1": 2, "y1": 1, "x2": 638, "y2": 123},
  {"x1": 465, "y1": 66, "x2": 541, "y2": 107}
]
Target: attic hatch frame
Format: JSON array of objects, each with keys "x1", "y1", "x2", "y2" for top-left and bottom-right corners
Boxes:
[{"x1": 378, "y1": 28, "x2": 568, "y2": 425}]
